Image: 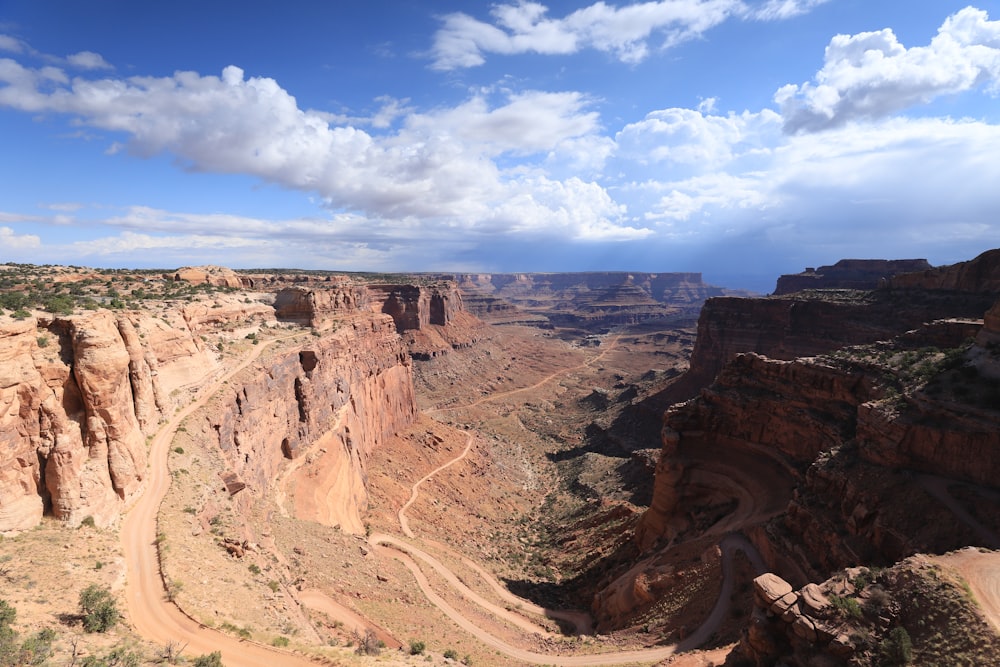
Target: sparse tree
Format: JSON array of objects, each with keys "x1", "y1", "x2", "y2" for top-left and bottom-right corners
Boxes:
[{"x1": 78, "y1": 585, "x2": 120, "y2": 633}]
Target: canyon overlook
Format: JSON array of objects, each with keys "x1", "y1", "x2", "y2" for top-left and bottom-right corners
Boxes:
[{"x1": 0, "y1": 253, "x2": 998, "y2": 667}]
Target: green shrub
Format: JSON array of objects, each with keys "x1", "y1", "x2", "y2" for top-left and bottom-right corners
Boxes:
[
  {"x1": 272, "y1": 636, "x2": 289, "y2": 647},
  {"x1": 79, "y1": 585, "x2": 119, "y2": 632},
  {"x1": 192, "y1": 651, "x2": 223, "y2": 667},
  {"x1": 443, "y1": 648, "x2": 458, "y2": 660},
  {"x1": 830, "y1": 593, "x2": 863, "y2": 620},
  {"x1": 878, "y1": 626, "x2": 913, "y2": 665},
  {"x1": 81, "y1": 645, "x2": 141, "y2": 667},
  {"x1": 409, "y1": 639, "x2": 426, "y2": 655}
]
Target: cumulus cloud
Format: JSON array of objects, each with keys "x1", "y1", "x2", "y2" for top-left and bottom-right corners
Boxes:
[
  {"x1": 616, "y1": 107, "x2": 782, "y2": 169},
  {"x1": 430, "y1": 0, "x2": 829, "y2": 70},
  {"x1": 0, "y1": 226, "x2": 41, "y2": 248},
  {"x1": 431, "y1": 0, "x2": 744, "y2": 70},
  {"x1": 609, "y1": 103, "x2": 1000, "y2": 259},
  {"x1": 0, "y1": 58, "x2": 645, "y2": 242},
  {"x1": 777, "y1": 6, "x2": 1000, "y2": 132},
  {"x1": 66, "y1": 50, "x2": 113, "y2": 70}
]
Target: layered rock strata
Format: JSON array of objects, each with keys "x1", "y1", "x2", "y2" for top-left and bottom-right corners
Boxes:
[
  {"x1": 0, "y1": 308, "x2": 221, "y2": 531},
  {"x1": 671, "y1": 288, "x2": 997, "y2": 406},
  {"x1": 448, "y1": 272, "x2": 739, "y2": 329},
  {"x1": 275, "y1": 282, "x2": 483, "y2": 359},
  {"x1": 774, "y1": 259, "x2": 932, "y2": 295},
  {"x1": 209, "y1": 312, "x2": 417, "y2": 534}
]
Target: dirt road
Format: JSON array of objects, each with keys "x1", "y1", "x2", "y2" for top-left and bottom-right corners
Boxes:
[
  {"x1": 936, "y1": 548, "x2": 1000, "y2": 634},
  {"x1": 122, "y1": 329, "x2": 764, "y2": 666},
  {"x1": 121, "y1": 336, "x2": 322, "y2": 666}
]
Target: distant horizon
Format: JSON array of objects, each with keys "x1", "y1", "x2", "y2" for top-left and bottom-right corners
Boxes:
[{"x1": 7, "y1": 248, "x2": 986, "y2": 297}]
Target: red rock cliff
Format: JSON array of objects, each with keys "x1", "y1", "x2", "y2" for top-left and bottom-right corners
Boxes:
[
  {"x1": 207, "y1": 312, "x2": 417, "y2": 534},
  {"x1": 0, "y1": 308, "x2": 222, "y2": 531}
]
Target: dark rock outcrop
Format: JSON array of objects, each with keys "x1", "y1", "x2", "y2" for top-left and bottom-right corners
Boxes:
[{"x1": 774, "y1": 259, "x2": 931, "y2": 295}]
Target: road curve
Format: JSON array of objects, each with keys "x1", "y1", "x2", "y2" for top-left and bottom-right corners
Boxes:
[
  {"x1": 384, "y1": 332, "x2": 769, "y2": 664},
  {"x1": 121, "y1": 328, "x2": 767, "y2": 666},
  {"x1": 936, "y1": 547, "x2": 1000, "y2": 634},
  {"x1": 370, "y1": 531, "x2": 765, "y2": 665},
  {"x1": 121, "y1": 336, "x2": 322, "y2": 666}
]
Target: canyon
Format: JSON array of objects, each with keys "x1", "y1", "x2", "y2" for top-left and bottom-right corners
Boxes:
[{"x1": 0, "y1": 252, "x2": 998, "y2": 666}]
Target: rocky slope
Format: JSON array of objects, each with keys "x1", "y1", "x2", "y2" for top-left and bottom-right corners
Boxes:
[
  {"x1": 733, "y1": 552, "x2": 1000, "y2": 666},
  {"x1": 614, "y1": 250, "x2": 1000, "y2": 655},
  {"x1": 0, "y1": 305, "x2": 227, "y2": 531}
]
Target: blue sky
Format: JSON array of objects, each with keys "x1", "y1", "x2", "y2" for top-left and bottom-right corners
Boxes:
[{"x1": 2, "y1": 0, "x2": 1000, "y2": 291}]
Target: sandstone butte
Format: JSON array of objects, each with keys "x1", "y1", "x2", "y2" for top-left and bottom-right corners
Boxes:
[{"x1": 1, "y1": 251, "x2": 999, "y2": 667}]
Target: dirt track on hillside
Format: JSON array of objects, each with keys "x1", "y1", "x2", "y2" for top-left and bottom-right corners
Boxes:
[
  {"x1": 121, "y1": 336, "x2": 322, "y2": 666},
  {"x1": 936, "y1": 548, "x2": 1000, "y2": 634},
  {"x1": 123, "y1": 330, "x2": 767, "y2": 666}
]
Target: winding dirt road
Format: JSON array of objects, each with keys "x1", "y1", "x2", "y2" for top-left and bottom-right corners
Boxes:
[
  {"x1": 381, "y1": 332, "x2": 769, "y2": 664},
  {"x1": 121, "y1": 329, "x2": 767, "y2": 666},
  {"x1": 936, "y1": 547, "x2": 1000, "y2": 634},
  {"x1": 121, "y1": 336, "x2": 321, "y2": 666}
]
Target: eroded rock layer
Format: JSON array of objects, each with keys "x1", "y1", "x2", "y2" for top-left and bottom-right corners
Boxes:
[
  {"x1": 448, "y1": 272, "x2": 743, "y2": 328},
  {"x1": 0, "y1": 307, "x2": 226, "y2": 531},
  {"x1": 209, "y1": 312, "x2": 417, "y2": 534}
]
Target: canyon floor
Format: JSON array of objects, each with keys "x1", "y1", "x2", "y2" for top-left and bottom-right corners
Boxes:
[
  {"x1": 2, "y1": 315, "x2": 753, "y2": 666},
  {"x1": 4, "y1": 258, "x2": 1000, "y2": 667}
]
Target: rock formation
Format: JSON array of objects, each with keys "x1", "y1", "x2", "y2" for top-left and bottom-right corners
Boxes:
[
  {"x1": 0, "y1": 307, "x2": 223, "y2": 531},
  {"x1": 774, "y1": 259, "x2": 932, "y2": 295},
  {"x1": 888, "y1": 248, "x2": 1000, "y2": 292},
  {"x1": 276, "y1": 281, "x2": 484, "y2": 359},
  {"x1": 172, "y1": 265, "x2": 255, "y2": 288},
  {"x1": 668, "y1": 288, "x2": 997, "y2": 407},
  {"x1": 1, "y1": 271, "x2": 481, "y2": 534},
  {"x1": 447, "y1": 272, "x2": 743, "y2": 329},
  {"x1": 735, "y1": 553, "x2": 1000, "y2": 666},
  {"x1": 632, "y1": 250, "x2": 1000, "y2": 618},
  {"x1": 209, "y1": 311, "x2": 417, "y2": 534}
]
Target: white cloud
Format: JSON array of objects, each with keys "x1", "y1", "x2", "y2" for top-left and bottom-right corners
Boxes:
[
  {"x1": 406, "y1": 90, "x2": 600, "y2": 155},
  {"x1": 777, "y1": 6, "x2": 1000, "y2": 132},
  {"x1": 66, "y1": 50, "x2": 112, "y2": 70},
  {"x1": 616, "y1": 107, "x2": 782, "y2": 169},
  {"x1": 430, "y1": 0, "x2": 831, "y2": 70},
  {"x1": 752, "y1": 0, "x2": 829, "y2": 21},
  {"x1": 0, "y1": 59, "x2": 640, "y2": 243},
  {"x1": 431, "y1": 0, "x2": 745, "y2": 70},
  {"x1": 0, "y1": 226, "x2": 41, "y2": 248},
  {"x1": 611, "y1": 104, "x2": 1000, "y2": 257},
  {"x1": 0, "y1": 34, "x2": 25, "y2": 53}
]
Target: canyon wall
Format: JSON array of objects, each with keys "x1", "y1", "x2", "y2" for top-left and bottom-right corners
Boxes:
[
  {"x1": 448, "y1": 272, "x2": 739, "y2": 328},
  {"x1": 208, "y1": 312, "x2": 417, "y2": 534},
  {"x1": 0, "y1": 307, "x2": 224, "y2": 531},
  {"x1": 774, "y1": 258, "x2": 932, "y2": 295},
  {"x1": 670, "y1": 289, "x2": 997, "y2": 405},
  {"x1": 634, "y1": 251, "x2": 1000, "y2": 597},
  {"x1": 0, "y1": 275, "x2": 479, "y2": 533}
]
